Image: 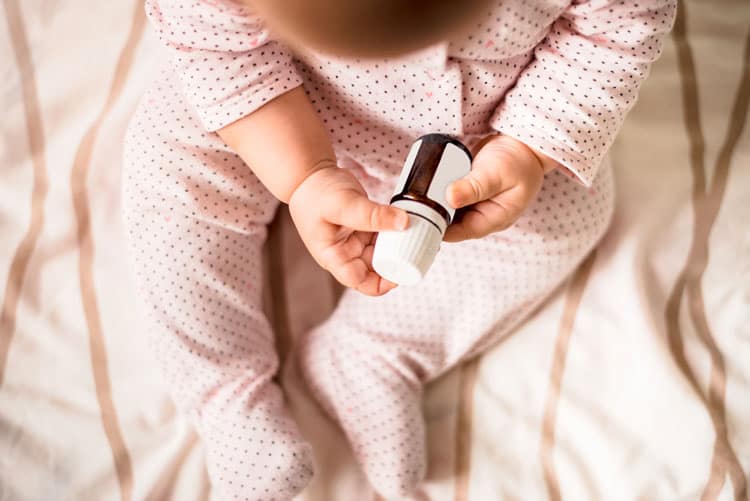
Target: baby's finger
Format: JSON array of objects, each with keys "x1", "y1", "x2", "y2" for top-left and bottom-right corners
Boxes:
[
  {"x1": 357, "y1": 242, "x2": 398, "y2": 295},
  {"x1": 355, "y1": 271, "x2": 398, "y2": 296},
  {"x1": 443, "y1": 210, "x2": 495, "y2": 242},
  {"x1": 323, "y1": 239, "x2": 396, "y2": 296},
  {"x1": 446, "y1": 177, "x2": 482, "y2": 209},
  {"x1": 328, "y1": 193, "x2": 409, "y2": 233},
  {"x1": 330, "y1": 259, "x2": 396, "y2": 296},
  {"x1": 446, "y1": 160, "x2": 506, "y2": 209},
  {"x1": 443, "y1": 199, "x2": 517, "y2": 242}
]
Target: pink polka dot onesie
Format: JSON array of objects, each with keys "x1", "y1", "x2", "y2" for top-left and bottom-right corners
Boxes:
[{"x1": 122, "y1": 0, "x2": 676, "y2": 499}]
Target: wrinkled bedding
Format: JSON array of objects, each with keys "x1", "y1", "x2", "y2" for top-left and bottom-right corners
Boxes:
[{"x1": 0, "y1": 0, "x2": 748, "y2": 499}]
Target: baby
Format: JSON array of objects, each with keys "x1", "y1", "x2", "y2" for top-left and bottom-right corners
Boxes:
[{"x1": 123, "y1": 0, "x2": 676, "y2": 499}]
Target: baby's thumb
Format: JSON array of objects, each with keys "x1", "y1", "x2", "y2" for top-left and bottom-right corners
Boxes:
[
  {"x1": 447, "y1": 171, "x2": 492, "y2": 209},
  {"x1": 331, "y1": 193, "x2": 409, "y2": 233}
]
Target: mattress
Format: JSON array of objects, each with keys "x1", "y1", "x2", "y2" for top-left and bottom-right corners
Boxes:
[{"x1": 0, "y1": 0, "x2": 748, "y2": 499}]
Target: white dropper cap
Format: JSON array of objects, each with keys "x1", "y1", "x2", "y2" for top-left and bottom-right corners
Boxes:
[{"x1": 372, "y1": 200, "x2": 447, "y2": 286}]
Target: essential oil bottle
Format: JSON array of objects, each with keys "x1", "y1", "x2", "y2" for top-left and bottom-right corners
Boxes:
[{"x1": 372, "y1": 133, "x2": 472, "y2": 285}]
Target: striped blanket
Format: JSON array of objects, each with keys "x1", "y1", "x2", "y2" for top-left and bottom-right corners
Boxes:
[{"x1": 1, "y1": 0, "x2": 748, "y2": 499}]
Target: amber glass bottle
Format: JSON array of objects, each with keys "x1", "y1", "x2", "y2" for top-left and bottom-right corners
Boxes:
[{"x1": 373, "y1": 134, "x2": 472, "y2": 285}]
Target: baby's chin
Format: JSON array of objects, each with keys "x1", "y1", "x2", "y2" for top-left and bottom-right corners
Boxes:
[
  {"x1": 246, "y1": 0, "x2": 493, "y2": 59},
  {"x1": 276, "y1": 30, "x2": 449, "y2": 60},
  {"x1": 276, "y1": 28, "x2": 452, "y2": 60}
]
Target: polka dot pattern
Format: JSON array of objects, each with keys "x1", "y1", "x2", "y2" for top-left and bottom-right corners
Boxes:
[
  {"x1": 146, "y1": 0, "x2": 675, "y2": 187},
  {"x1": 299, "y1": 165, "x2": 616, "y2": 498},
  {"x1": 491, "y1": 0, "x2": 677, "y2": 185},
  {"x1": 131, "y1": 0, "x2": 675, "y2": 498},
  {"x1": 123, "y1": 68, "x2": 313, "y2": 501},
  {"x1": 146, "y1": 0, "x2": 304, "y2": 132}
]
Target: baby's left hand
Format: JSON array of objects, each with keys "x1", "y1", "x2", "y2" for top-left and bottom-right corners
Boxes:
[{"x1": 444, "y1": 134, "x2": 557, "y2": 242}]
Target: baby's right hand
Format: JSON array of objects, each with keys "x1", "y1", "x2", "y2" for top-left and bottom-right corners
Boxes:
[{"x1": 288, "y1": 165, "x2": 409, "y2": 296}]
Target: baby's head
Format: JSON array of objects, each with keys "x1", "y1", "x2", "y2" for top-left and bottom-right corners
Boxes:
[{"x1": 246, "y1": 0, "x2": 493, "y2": 58}]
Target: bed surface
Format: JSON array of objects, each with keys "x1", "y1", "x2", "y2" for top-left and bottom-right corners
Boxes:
[{"x1": 1, "y1": 1, "x2": 748, "y2": 499}]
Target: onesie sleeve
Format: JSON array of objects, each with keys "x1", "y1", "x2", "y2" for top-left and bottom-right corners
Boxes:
[
  {"x1": 145, "y1": 0, "x2": 304, "y2": 132},
  {"x1": 489, "y1": 0, "x2": 677, "y2": 186}
]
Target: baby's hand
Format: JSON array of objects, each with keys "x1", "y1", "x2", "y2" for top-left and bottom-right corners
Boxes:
[
  {"x1": 444, "y1": 134, "x2": 556, "y2": 242},
  {"x1": 289, "y1": 165, "x2": 409, "y2": 296}
]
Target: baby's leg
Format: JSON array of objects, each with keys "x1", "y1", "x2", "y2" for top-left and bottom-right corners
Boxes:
[
  {"x1": 299, "y1": 167, "x2": 615, "y2": 498},
  {"x1": 123, "y1": 68, "x2": 312, "y2": 500}
]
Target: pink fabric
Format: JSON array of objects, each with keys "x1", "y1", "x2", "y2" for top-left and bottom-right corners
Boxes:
[
  {"x1": 125, "y1": 0, "x2": 675, "y2": 499},
  {"x1": 145, "y1": 0, "x2": 675, "y2": 186}
]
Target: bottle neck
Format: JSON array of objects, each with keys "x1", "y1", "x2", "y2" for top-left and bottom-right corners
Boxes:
[
  {"x1": 390, "y1": 192, "x2": 451, "y2": 227},
  {"x1": 390, "y1": 199, "x2": 448, "y2": 235},
  {"x1": 391, "y1": 134, "x2": 472, "y2": 225}
]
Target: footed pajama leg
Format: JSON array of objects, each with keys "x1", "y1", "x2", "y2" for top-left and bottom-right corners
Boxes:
[{"x1": 123, "y1": 67, "x2": 313, "y2": 501}]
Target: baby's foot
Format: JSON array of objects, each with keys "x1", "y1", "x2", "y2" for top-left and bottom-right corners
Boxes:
[
  {"x1": 199, "y1": 384, "x2": 315, "y2": 500},
  {"x1": 298, "y1": 322, "x2": 427, "y2": 498}
]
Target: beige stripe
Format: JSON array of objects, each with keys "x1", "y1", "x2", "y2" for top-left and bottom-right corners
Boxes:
[
  {"x1": 692, "y1": 25, "x2": 750, "y2": 501},
  {"x1": 144, "y1": 429, "x2": 201, "y2": 499},
  {"x1": 668, "y1": 4, "x2": 749, "y2": 500},
  {"x1": 451, "y1": 250, "x2": 596, "y2": 501},
  {"x1": 453, "y1": 356, "x2": 481, "y2": 501},
  {"x1": 539, "y1": 251, "x2": 597, "y2": 501},
  {"x1": 267, "y1": 205, "x2": 293, "y2": 364},
  {"x1": 0, "y1": 0, "x2": 50, "y2": 386},
  {"x1": 69, "y1": 3, "x2": 146, "y2": 500},
  {"x1": 664, "y1": 0, "x2": 709, "y2": 420}
]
